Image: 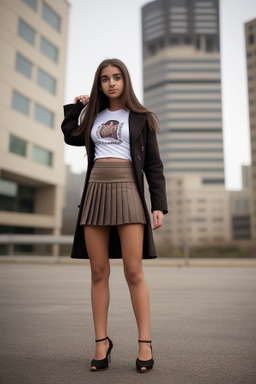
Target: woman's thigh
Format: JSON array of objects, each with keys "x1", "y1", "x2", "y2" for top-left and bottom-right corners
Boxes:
[
  {"x1": 117, "y1": 224, "x2": 144, "y2": 269},
  {"x1": 84, "y1": 226, "x2": 111, "y2": 270}
]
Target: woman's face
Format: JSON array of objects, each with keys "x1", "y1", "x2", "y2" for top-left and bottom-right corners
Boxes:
[{"x1": 100, "y1": 65, "x2": 124, "y2": 100}]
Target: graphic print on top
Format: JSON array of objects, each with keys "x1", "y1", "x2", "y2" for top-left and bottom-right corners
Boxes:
[
  {"x1": 91, "y1": 109, "x2": 132, "y2": 161},
  {"x1": 96, "y1": 119, "x2": 124, "y2": 144}
]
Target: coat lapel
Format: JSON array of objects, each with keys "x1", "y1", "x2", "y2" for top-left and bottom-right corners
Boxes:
[{"x1": 129, "y1": 112, "x2": 146, "y2": 145}]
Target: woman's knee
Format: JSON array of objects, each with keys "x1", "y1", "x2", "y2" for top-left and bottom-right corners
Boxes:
[
  {"x1": 91, "y1": 264, "x2": 110, "y2": 284},
  {"x1": 124, "y1": 266, "x2": 144, "y2": 286}
]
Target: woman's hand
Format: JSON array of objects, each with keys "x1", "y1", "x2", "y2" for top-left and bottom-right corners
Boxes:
[
  {"x1": 152, "y1": 210, "x2": 164, "y2": 230},
  {"x1": 73, "y1": 95, "x2": 90, "y2": 106}
]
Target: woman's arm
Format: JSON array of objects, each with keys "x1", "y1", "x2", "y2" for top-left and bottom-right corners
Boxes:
[{"x1": 61, "y1": 95, "x2": 89, "y2": 146}]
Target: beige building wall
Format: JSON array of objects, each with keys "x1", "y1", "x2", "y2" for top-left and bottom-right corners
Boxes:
[
  {"x1": 245, "y1": 18, "x2": 256, "y2": 243},
  {"x1": 0, "y1": 0, "x2": 69, "y2": 247},
  {"x1": 154, "y1": 175, "x2": 231, "y2": 247},
  {"x1": 228, "y1": 165, "x2": 251, "y2": 242}
]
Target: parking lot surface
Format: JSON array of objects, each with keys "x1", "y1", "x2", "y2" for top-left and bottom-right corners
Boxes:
[{"x1": 0, "y1": 263, "x2": 255, "y2": 384}]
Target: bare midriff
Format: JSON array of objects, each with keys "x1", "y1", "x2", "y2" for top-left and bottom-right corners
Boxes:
[{"x1": 96, "y1": 158, "x2": 130, "y2": 162}]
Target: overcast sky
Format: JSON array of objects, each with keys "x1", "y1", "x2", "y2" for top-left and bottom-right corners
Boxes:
[{"x1": 63, "y1": 0, "x2": 256, "y2": 190}]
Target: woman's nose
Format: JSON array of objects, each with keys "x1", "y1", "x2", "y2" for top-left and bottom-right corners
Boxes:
[{"x1": 110, "y1": 77, "x2": 115, "y2": 87}]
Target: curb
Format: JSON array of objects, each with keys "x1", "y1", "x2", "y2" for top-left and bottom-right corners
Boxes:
[{"x1": 1, "y1": 256, "x2": 256, "y2": 267}]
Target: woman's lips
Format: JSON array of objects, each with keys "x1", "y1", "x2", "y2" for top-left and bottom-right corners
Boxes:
[{"x1": 109, "y1": 89, "x2": 117, "y2": 93}]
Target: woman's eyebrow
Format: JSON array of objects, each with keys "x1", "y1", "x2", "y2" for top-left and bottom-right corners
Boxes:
[{"x1": 101, "y1": 73, "x2": 121, "y2": 79}]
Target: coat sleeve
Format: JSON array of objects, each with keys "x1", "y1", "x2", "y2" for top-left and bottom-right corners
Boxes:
[
  {"x1": 61, "y1": 102, "x2": 86, "y2": 146},
  {"x1": 144, "y1": 124, "x2": 168, "y2": 214}
]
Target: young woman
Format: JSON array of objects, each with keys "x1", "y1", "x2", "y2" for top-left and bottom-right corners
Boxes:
[{"x1": 61, "y1": 59, "x2": 168, "y2": 373}]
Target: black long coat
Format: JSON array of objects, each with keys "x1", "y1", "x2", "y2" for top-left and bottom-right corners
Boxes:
[{"x1": 61, "y1": 102, "x2": 168, "y2": 259}]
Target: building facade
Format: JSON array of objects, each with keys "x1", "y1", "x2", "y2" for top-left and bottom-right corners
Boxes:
[
  {"x1": 156, "y1": 175, "x2": 231, "y2": 247},
  {"x1": 229, "y1": 166, "x2": 251, "y2": 242},
  {"x1": 142, "y1": 0, "x2": 229, "y2": 247},
  {"x1": 142, "y1": 0, "x2": 225, "y2": 185},
  {"x1": 245, "y1": 18, "x2": 256, "y2": 244},
  {"x1": 62, "y1": 165, "x2": 84, "y2": 235},
  {"x1": 0, "y1": 0, "x2": 69, "y2": 253}
]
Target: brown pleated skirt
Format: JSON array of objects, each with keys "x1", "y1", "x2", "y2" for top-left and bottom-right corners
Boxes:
[{"x1": 80, "y1": 161, "x2": 146, "y2": 226}]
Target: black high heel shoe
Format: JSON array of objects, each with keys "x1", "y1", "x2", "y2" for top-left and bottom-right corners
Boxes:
[
  {"x1": 90, "y1": 336, "x2": 113, "y2": 371},
  {"x1": 136, "y1": 340, "x2": 154, "y2": 373}
]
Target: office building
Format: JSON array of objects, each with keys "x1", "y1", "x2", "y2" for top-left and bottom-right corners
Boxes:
[
  {"x1": 62, "y1": 165, "x2": 84, "y2": 235},
  {"x1": 245, "y1": 18, "x2": 256, "y2": 243},
  {"x1": 0, "y1": 0, "x2": 69, "y2": 254},
  {"x1": 229, "y1": 166, "x2": 251, "y2": 242},
  {"x1": 142, "y1": 0, "x2": 225, "y2": 185},
  {"x1": 153, "y1": 175, "x2": 230, "y2": 248}
]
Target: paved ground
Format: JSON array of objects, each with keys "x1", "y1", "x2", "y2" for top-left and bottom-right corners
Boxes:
[{"x1": 0, "y1": 263, "x2": 256, "y2": 384}]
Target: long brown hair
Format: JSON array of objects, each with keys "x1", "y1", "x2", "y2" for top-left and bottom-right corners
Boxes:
[{"x1": 74, "y1": 58, "x2": 159, "y2": 142}]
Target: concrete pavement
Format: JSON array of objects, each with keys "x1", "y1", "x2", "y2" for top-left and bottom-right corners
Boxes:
[{"x1": 0, "y1": 263, "x2": 256, "y2": 384}]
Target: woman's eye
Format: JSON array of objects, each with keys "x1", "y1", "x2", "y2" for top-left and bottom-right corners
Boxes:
[{"x1": 114, "y1": 76, "x2": 121, "y2": 81}]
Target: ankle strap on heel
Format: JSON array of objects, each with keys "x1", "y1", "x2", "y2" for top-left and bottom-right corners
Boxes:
[
  {"x1": 138, "y1": 340, "x2": 152, "y2": 343},
  {"x1": 95, "y1": 336, "x2": 108, "y2": 342}
]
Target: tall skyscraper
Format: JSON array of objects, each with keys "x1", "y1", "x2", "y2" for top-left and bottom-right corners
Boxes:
[
  {"x1": 142, "y1": 0, "x2": 225, "y2": 186},
  {"x1": 142, "y1": 0, "x2": 231, "y2": 248},
  {"x1": 245, "y1": 18, "x2": 256, "y2": 243},
  {"x1": 0, "y1": 0, "x2": 69, "y2": 254}
]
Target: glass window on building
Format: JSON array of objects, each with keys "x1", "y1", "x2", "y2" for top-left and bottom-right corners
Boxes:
[
  {"x1": 34, "y1": 103, "x2": 54, "y2": 128},
  {"x1": 9, "y1": 135, "x2": 27, "y2": 157},
  {"x1": 249, "y1": 34, "x2": 254, "y2": 45},
  {"x1": 15, "y1": 53, "x2": 32, "y2": 78},
  {"x1": 206, "y1": 37, "x2": 214, "y2": 52},
  {"x1": 37, "y1": 68, "x2": 56, "y2": 94},
  {"x1": 22, "y1": 0, "x2": 37, "y2": 10},
  {"x1": 42, "y1": 2, "x2": 60, "y2": 31},
  {"x1": 213, "y1": 217, "x2": 223, "y2": 222},
  {"x1": 170, "y1": 0, "x2": 187, "y2": 5},
  {"x1": 0, "y1": 225, "x2": 34, "y2": 255},
  {"x1": 0, "y1": 179, "x2": 35, "y2": 213},
  {"x1": 148, "y1": 44, "x2": 156, "y2": 55},
  {"x1": 40, "y1": 37, "x2": 58, "y2": 62},
  {"x1": 33, "y1": 145, "x2": 52, "y2": 166},
  {"x1": 196, "y1": 37, "x2": 201, "y2": 49},
  {"x1": 144, "y1": 8, "x2": 164, "y2": 42},
  {"x1": 18, "y1": 19, "x2": 35, "y2": 45},
  {"x1": 12, "y1": 90, "x2": 30, "y2": 115},
  {"x1": 198, "y1": 237, "x2": 207, "y2": 242},
  {"x1": 203, "y1": 178, "x2": 225, "y2": 184}
]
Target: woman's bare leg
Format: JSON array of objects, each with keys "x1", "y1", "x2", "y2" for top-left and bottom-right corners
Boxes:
[
  {"x1": 117, "y1": 224, "x2": 152, "y2": 368},
  {"x1": 84, "y1": 225, "x2": 111, "y2": 364}
]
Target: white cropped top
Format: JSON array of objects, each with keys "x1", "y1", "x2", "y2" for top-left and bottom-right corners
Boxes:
[{"x1": 91, "y1": 108, "x2": 132, "y2": 161}]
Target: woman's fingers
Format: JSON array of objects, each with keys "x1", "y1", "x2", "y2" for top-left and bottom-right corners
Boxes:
[
  {"x1": 152, "y1": 210, "x2": 164, "y2": 230},
  {"x1": 73, "y1": 95, "x2": 90, "y2": 105}
]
